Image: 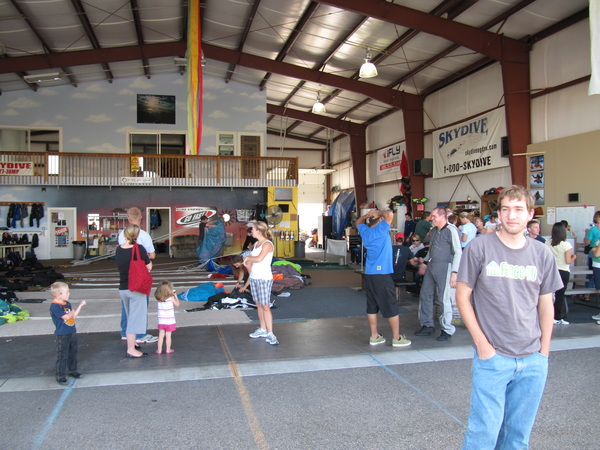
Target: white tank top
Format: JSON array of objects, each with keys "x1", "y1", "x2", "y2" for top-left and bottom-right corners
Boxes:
[{"x1": 250, "y1": 240, "x2": 273, "y2": 280}]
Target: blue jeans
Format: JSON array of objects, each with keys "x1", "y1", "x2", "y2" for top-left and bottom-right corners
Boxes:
[
  {"x1": 462, "y1": 351, "x2": 548, "y2": 450},
  {"x1": 120, "y1": 296, "x2": 149, "y2": 339}
]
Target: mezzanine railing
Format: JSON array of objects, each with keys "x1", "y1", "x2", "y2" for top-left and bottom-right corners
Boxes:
[{"x1": 0, "y1": 152, "x2": 298, "y2": 187}]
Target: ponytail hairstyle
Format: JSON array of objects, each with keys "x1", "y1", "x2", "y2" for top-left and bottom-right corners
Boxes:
[
  {"x1": 123, "y1": 224, "x2": 140, "y2": 244},
  {"x1": 252, "y1": 221, "x2": 273, "y2": 241}
]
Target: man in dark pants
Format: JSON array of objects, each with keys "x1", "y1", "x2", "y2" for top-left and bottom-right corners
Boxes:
[
  {"x1": 356, "y1": 209, "x2": 411, "y2": 348},
  {"x1": 414, "y1": 207, "x2": 462, "y2": 341},
  {"x1": 392, "y1": 232, "x2": 412, "y2": 282}
]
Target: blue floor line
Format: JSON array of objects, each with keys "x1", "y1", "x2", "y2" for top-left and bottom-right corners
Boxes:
[
  {"x1": 367, "y1": 353, "x2": 467, "y2": 429},
  {"x1": 34, "y1": 379, "x2": 76, "y2": 449}
]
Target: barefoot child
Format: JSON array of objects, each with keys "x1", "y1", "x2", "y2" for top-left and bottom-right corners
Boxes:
[
  {"x1": 154, "y1": 280, "x2": 179, "y2": 354},
  {"x1": 49, "y1": 281, "x2": 86, "y2": 385}
]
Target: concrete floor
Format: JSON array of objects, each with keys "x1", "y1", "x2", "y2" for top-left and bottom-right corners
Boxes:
[{"x1": 1, "y1": 251, "x2": 599, "y2": 449}]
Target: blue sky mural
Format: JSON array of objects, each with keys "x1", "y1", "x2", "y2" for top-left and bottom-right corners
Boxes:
[{"x1": 0, "y1": 73, "x2": 266, "y2": 155}]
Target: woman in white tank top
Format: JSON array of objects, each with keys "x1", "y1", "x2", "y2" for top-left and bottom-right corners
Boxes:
[{"x1": 241, "y1": 221, "x2": 278, "y2": 345}]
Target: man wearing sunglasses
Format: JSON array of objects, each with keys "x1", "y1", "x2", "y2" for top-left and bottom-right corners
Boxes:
[{"x1": 409, "y1": 236, "x2": 425, "y2": 257}]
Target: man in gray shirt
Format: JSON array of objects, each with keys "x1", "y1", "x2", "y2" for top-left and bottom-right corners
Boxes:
[
  {"x1": 457, "y1": 185, "x2": 562, "y2": 449},
  {"x1": 414, "y1": 207, "x2": 462, "y2": 341}
]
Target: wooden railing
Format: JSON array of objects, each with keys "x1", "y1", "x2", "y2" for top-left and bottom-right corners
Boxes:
[{"x1": 0, "y1": 152, "x2": 298, "y2": 187}]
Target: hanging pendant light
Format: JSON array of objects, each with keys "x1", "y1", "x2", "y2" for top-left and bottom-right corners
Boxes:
[
  {"x1": 359, "y1": 47, "x2": 378, "y2": 79},
  {"x1": 312, "y1": 91, "x2": 326, "y2": 114}
]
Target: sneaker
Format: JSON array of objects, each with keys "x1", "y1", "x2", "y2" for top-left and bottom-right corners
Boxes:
[
  {"x1": 265, "y1": 332, "x2": 279, "y2": 345},
  {"x1": 392, "y1": 335, "x2": 411, "y2": 347},
  {"x1": 120, "y1": 336, "x2": 127, "y2": 341},
  {"x1": 57, "y1": 377, "x2": 69, "y2": 386},
  {"x1": 436, "y1": 331, "x2": 452, "y2": 341},
  {"x1": 591, "y1": 313, "x2": 600, "y2": 321},
  {"x1": 554, "y1": 319, "x2": 570, "y2": 325},
  {"x1": 136, "y1": 334, "x2": 158, "y2": 344},
  {"x1": 249, "y1": 327, "x2": 268, "y2": 339},
  {"x1": 369, "y1": 334, "x2": 386, "y2": 345},
  {"x1": 68, "y1": 372, "x2": 82, "y2": 379},
  {"x1": 597, "y1": 321, "x2": 600, "y2": 325},
  {"x1": 415, "y1": 326, "x2": 435, "y2": 336},
  {"x1": 451, "y1": 318, "x2": 464, "y2": 327}
]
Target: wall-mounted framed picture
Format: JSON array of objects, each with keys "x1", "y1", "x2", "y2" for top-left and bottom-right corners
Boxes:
[
  {"x1": 530, "y1": 172, "x2": 544, "y2": 188},
  {"x1": 529, "y1": 155, "x2": 544, "y2": 172},
  {"x1": 137, "y1": 94, "x2": 176, "y2": 124},
  {"x1": 533, "y1": 189, "x2": 544, "y2": 205}
]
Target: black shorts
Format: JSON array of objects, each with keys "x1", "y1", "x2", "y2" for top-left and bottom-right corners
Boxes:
[{"x1": 363, "y1": 274, "x2": 399, "y2": 318}]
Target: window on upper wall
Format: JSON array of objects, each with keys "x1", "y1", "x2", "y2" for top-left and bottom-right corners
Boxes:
[
  {"x1": 128, "y1": 132, "x2": 186, "y2": 177},
  {"x1": 0, "y1": 128, "x2": 61, "y2": 153},
  {"x1": 0, "y1": 127, "x2": 61, "y2": 174},
  {"x1": 217, "y1": 132, "x2": 235, "y2": 156},
  {"x1": 129, "y1": 132, "x2": 185, "y2": 155}
]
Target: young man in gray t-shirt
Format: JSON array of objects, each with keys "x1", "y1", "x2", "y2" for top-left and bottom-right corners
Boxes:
[{"x1": 457, "y1": 185, "x2": 562, "y2": 449}]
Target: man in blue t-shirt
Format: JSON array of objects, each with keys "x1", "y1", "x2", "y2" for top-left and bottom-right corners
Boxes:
[{"x1": 356, "y1": 209, "x2": 411, "y2": 348}]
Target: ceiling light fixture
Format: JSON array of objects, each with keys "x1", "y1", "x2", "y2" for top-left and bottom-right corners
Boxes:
[
  {"x1": 359, "y1": 47, "x2": 378, "y2": 79},
  {"x1": 23, "y1": 72, "x2": 62, "y2": 83},
  {"x1": 312, "y1": 92, "x2": 326, "y2": 114}
]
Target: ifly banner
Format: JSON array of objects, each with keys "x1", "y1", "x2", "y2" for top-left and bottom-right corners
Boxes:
[
  {"x1": 433, "y1": 109, "x2": 507, "y2": 179},
  {"x1": 377, "y1": 141, "x2": 406, "y2": 176}
]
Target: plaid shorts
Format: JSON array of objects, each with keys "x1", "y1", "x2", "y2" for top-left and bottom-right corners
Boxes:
[{"x1": 250, "y1": 278, "x2": 273, "y2": 305}]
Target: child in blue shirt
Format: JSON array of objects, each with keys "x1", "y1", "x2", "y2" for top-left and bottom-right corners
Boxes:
[{"x1": 49, "y1": 282, "x2": 86, "y2": 385}]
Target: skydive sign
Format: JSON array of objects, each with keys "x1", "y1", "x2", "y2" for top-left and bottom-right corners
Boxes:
[
  {"x1": 432, "y1": 109, "x2": 508, "y2": 179},
  {"x1": 0, "y1": 161, "x2": 33, "y2": 176}
]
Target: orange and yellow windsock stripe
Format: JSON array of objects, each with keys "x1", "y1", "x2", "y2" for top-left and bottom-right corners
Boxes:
[{"x1": 187, "y1": 0, "x2": 202, "y2": 154}]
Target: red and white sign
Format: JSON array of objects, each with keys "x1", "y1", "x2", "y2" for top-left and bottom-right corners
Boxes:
[
  {"x1": 376, "y1": 142, "x2": 406, "y2": 176},
  {"x1": 0, "y1": 161, "x2": 33, "y2": 176},
  {"x1": 175, "y1": 207, "x2": 218, "y2": 228}
]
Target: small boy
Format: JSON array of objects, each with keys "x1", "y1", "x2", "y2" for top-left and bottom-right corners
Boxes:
[{"x1": 49, "y1": 282, "x2": 86, "y2": 385}]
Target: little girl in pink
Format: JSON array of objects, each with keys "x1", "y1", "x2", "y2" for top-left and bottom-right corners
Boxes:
[{"x1": 154, "y1": 280, "x2": 180, "y2": 354}]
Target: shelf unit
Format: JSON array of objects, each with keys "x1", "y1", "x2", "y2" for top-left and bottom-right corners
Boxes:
[
  {"x1": 86, "y1": 213, "x2": 128, "y2": 256},
  {"x1": 480, "y1": 194, "x2": 499, "y2": 217}
]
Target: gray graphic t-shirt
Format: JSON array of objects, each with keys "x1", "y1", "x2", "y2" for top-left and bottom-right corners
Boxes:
[{"x1": 458, "y1": 232, "x2": 562, "y2": 358}]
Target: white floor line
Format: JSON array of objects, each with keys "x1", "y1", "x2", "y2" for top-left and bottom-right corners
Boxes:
[{"x1": 1, "y1": 335, "x2": 598, "y2": 394}]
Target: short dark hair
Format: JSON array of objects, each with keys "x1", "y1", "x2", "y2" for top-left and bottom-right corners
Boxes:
[{"x1": 230, "y1": 255, "x2": 243, "y2": 264}]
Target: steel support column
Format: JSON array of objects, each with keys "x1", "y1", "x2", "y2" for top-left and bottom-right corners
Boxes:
[
  {"x1": 403, "y1": 98, "x2": 425, "y2": 201},
  {"x1": 501, "y1": 43, "x2": 530, "y2": 187},
  {"x1": 349, "y1": 124, "x2": 367, "y2": 207}
]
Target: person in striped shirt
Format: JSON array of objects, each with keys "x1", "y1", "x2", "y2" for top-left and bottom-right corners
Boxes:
[{"x1": 154, "y1": 280, "x2": 180, "y2": 355}]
